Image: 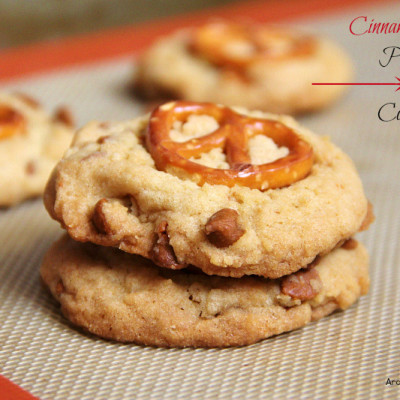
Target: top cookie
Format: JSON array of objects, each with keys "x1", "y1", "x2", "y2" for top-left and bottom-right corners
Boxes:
[
  {"x1": 0, "y1": 92, "x2": 74, "y2": 206},
  {"x1": 133, "y1": 22, "x2": 353, "y2": 114},
  {"x1": 45, "y1": 101, "x2": 369, "y2": 278}
]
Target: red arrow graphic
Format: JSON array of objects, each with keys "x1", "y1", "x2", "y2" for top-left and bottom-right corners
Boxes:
[{"x1": 312, "y1": 76, "x2": 400, "y2": 91}]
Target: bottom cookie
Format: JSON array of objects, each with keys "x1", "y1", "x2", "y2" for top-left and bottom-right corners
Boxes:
[{"x1": 41, "y1": 236, "x2": 369, "y2": 348}]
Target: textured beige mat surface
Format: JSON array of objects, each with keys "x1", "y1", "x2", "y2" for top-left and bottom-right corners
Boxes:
[{"x1": 1, "y1": 3, "x2": 399, "y2": 399}]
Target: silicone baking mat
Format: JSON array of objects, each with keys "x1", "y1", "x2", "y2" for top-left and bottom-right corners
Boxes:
[{"x1": 1, "y1": 1, "x2": 399, "y2": 399}]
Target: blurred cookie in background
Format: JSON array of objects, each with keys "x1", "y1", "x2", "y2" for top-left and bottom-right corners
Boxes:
[
  {"x1": 0, "y1": 92, "x2": 74, "y2": 206},
  {"x1": 133, "y1": 21, "x2": 353, "y2": 114}
]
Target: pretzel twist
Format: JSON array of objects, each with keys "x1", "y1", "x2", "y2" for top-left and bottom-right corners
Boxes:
[
  {"x1": 0, "y1": 105, "x2": 26, "y2": 140},
  {"x1": 146, "y1": 101, "x2": 314, "y2": 190},
  {"x1": 190, "y1": 22, "x2": 315, "y2": 69}
]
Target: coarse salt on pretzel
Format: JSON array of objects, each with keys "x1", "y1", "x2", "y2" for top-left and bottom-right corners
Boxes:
[
  {"x1": 0, "y1": 105, "x2": 26, "y2": 140},
  {"x1": 190, "y1": 22, "x2": 316, "y2": 69},
  {"x1": 146, "y1": 101, "x2": 314, "y2": 190}
]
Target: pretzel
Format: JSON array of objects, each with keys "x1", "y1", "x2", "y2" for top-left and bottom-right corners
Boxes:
[
  {"x1": 190, "y1": 22, "x2": 315, "y2": 69},
  {"x1": 0, "y1": 105, "x2": 26, "y2": 140},
  {"x1": 146, "y1": 101, "x2": 314, "y2": 190}
]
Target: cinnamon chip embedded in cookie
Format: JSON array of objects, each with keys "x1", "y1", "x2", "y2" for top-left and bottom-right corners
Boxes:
[
  {"x1": 0, "y1": 92, "x2": 74, "y2": 206},
  {"x1": 53, "y1": 106, "x2": 75, "y2": 128},
  {"x1": 44, "y1": 102, "x2": 370, "y2": 278},
  {"x1": 133, "y1": 22, "x2": 354, "y2": 114},
  {"x1": 205, "y1": 208, "x2": 245, "y2": 248},
  {"x1": 151, "y1": 220, "x2": 187, "y2": 270},
  {"x1": 281, "y1": 265, "x2": 322, "y2": 301},
  {"x1": 40, "y1": 235, "x2": 370, "y2": 348}
]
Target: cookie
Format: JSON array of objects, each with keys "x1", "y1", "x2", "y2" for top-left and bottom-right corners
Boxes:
[
  {"x1": 41, "y1": 235, "x2": 369, "y2": 348},
  {"x1": 0, "y1": 92, "x2": 74, "y2": 206},
  {"x1": 133, "y1": 22, "x2": 353, "y2": 114},
  {"x1": 45, "y1": 102, "x2": 370, "y2": 278}
]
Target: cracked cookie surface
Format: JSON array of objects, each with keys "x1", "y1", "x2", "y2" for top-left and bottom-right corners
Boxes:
[
  {"x1": 41, "y1": 235, "x2": 369, "y2": 348},
  {"x1": 45, "y1": 107, "x2": 369, "y2": 278},
  {"x1": 0, "y1": 92, "x2": 74, "y2": 206}
]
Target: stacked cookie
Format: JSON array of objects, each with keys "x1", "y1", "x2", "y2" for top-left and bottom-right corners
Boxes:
[
  {"x1": 41, "y1": 101, "x2": 372, "y2": 347},
  {"x1": 0, "y1": 92, "x2": 74, "y2": 206}
]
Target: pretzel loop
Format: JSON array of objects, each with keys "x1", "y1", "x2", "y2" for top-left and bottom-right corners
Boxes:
[
  {"x1": 0, "y1": 105, "x2": 26, "y2": 140},
  {"x1": 146, "y1": 101, "x2": 314, "y2": 190},
  {"x1": 190, "y1": 22, "x2": 315, "y2": 69}
]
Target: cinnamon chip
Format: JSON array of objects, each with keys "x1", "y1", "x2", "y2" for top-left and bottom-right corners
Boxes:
[
  {"x1": 342, "y1": 238, "x2": 358, "y2": 250},
  {"x1": 54, "y1": 107, "x2": 75, "y2": 128},
  {"x1": 359, "y1": 201, "x2": 375, "y2": 232},
  {"x1": 281, "y1": 267, "x2": 322, "y2": 301},
  {"x1": 92, "y1": 199, "x2": 113, "y2": 234},
  {"x1": 205, "y1": 208, "x2": 245, "y2": 248},
  {"x1": 151, "y1": 221, "x2": 186, "y2": 270},
  {"x1": 15, "y1": 92, "x2": 40, "y2": 108},
  {"x1": 97, "y1": 135, "x2": 112, "y2": 144},
  {"x1": 25, "y1": 160, "x2": 36, "y2": 175},
  {"x1": 55, "y1": 280, "x2": 65, "y2": 295}
]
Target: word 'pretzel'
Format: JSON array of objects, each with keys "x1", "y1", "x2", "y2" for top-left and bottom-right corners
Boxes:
[
  {"x1": 190, "y1": 23, "x2": 315, "y2": 69},
  {"x1": 0, "y1": 105, "x2": 25, "y2": 140},
  {"x1": 146, "y1": 101, "x2": 314, "y2": 190}
]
